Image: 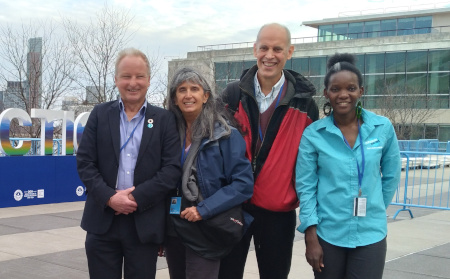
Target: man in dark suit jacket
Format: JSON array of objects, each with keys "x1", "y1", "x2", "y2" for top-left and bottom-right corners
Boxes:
[{"x1": 76, "y1": 48, "x2": 181, "y2": 279}]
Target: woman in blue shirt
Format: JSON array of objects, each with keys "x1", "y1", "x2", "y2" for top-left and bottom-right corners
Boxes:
[{"x1": 295, "y1": 53, "x2": 401, "y2": 279}]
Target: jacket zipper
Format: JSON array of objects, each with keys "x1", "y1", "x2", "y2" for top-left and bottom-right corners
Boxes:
[
  {"x1": 241, "y1": 86, "x2": 286, "y2": 173},
  {"x1": 240, "y1": 87, "x2": 258, "y2": 172}
]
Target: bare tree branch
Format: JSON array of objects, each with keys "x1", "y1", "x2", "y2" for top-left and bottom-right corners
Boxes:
[
  {"x1": 376, "y1": 81, "x2": 438, "y2": 140},
  {"x1": 0, "y1": 20, "x2": 76, "y2": 138},
  {"x1": 62, "y1": 3, "x2": 135, "y2": 104}
]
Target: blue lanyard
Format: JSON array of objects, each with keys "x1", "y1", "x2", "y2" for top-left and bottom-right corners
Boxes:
[
  {"x1": 180, "y1": 129, "x2": 189, "y2": 165},
  {"x1": 119, "y1": 114, "x2": 145, "y2": 153},
  {"x1": 335, "y1": 119, "x2": 365, "y2": 196},
  {"x1": 256, "y1": 83, "x2": 284, "y2": 142}
]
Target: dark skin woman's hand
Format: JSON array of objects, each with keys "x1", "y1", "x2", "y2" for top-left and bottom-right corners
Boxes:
[{"x1": 305, "y1": 226, "x2": 325, "y2": 272}]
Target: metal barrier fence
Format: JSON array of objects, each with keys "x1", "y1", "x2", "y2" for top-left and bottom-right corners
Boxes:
[
  {"x1": 398, "y1": 139, "x2": 450, "y2": 153},
  {"x1": 391, "y1": 151, "x2": 450, "y2": 219}
]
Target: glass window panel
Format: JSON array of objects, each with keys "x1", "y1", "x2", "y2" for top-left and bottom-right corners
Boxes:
[
  {"x1": 428, "y1": 95, "x2": 449, "y2": 109},
  {"x1": 391, "y1": 94, "x2": 427, "y2": 109},
  {"x1": 243, "y1": 60, "x2": 256, "y2": 71},
  {"x1": 310, "y1": 76, "x2": 326, "y2": 113},
  {"x1": 292, "y1": 58, "x2": 309, "y2": 77},
  {"x1": 348, "y1": 22, "x2": 364, "y2": 39},
  {"x1": 364, "y1": 74, "x2": 385, "y2": 96},
  {"x1": 415, "y1": 16, "x2": 432, "y2": 34},
  {"x1": 318, "y1": 25, "x2": 333, "y2": 42},
  {"x1": 411, "y1": 125, "x2": 425, "y2": 140},
  {"x1": 381, "y1": 19, "x2": 397, "y2": 37},
  {"x1": 229, "y1": 62, "x2": 243, "y2": 80},
  {"x1": 310, "y1": 57, "x2": 327, "y2": 76},
  {"x1": 333, "y1": 24, "x2": 348, "y2": 41},
  {"x1": 406, "y1": 73, "x2": 427, "y2": 93},
  {"x1": 308, "y1": 76, "x2": 325, "y2": 93},
  {"x1": 385, "y1": 52, "x2": 405, "y2": 73},
  {"x1": 313, "y1": 95, "x2": 327, "y2": 113},
  {"x1": 429, "y1": 72, "x2": 450, "y2": 94},
  {"x1": 438, "y1": 125, "x2": 450, "y2": 142},
  {"x1": 365, "y1": 53, "x2": 385, "y2": 74},
  {"x1": 406, "y1": 51, "x2": 428, "y2": 72},
  {"x1": 429, "y1": 50, "x2": 450, "y2": 72},
  {"x1": 398, "y1": 18, "x2": 414, "y2": 35},
  {"x1": 385, "y1": 74, "x2": 406, "y2": 93},
  {"x1": 362, "y1": 96, "x2": 378, "y2": 109},
  {"x1": 215, "y1": 80, "x2": 227, "y2": 95},
  {"x1": 284, "y1": 59, "x2": 292, "y2": 70},
  {"x1": 215, "y1": 62, "x2": 228, "y2": 80},
  {"x1": 424, "y1": 125, "x2": 438, "y2": 139},
  {"x1": 355, "y1": 54, "x2": 365, "y2": 74},
  {"x1": 363, "y1": 21, "x2": 380, "y2": 38},
  {"x1": 415, "y1": 96, "x2": 428, "y2": 109}
]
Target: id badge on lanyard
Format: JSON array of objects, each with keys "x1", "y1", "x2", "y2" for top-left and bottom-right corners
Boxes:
[
  {"x1": 338, "y1": 119, "x2": 367, "y2": 217},
  {"x1": 353, "y1": 196, "x2": 367, "y2": 217},
  {"x1": 170, "y1": 130, "x2": 188, "y2": 215},
  {"x1": 170, "y1": 197, "x2": 181, "y2": 215},
  {"x1": 353, "y1": 119, "x2": 366, "y2": 217}
]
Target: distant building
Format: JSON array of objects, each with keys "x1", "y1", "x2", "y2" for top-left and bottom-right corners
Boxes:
[
  {"x1": 27, "y1": 37, "x2": 42, "y2": 109},
  {"x1": 0, "y1": 91, "x2": 4, "y2": 111},
  {"x1": 169, "y1": 5, "x2": 450, "y2": 140},
  {"x1": 61, "y1": 96, "x2": 92, "y2": 115},
  {"x1": 2, "y1": 81, "x2": 28, "y2": 110},
  {"x1": 1, "y1": 37, "x2": 42, "y2": 113},
  {"x1": 61, "y1": 96, "x2": 79, "y2": 111},
  {"x1": 86, "y1": 86, "x2": 104, "y2": 104}
]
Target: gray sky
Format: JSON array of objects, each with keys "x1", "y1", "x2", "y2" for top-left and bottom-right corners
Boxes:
[
  {"x1": 1, "y1": 0, "x2": 448, "y2": 101},
  {"x1": 2, "y1": 0, "x2": 448, "y2": 60}
]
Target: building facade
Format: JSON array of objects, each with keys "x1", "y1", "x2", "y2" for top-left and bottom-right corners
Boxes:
[
  {"x1": 27, "y1": 37, "x2": 42, "y2": 110},
  {"x1": 2, "y1": 81, "x2": 28, "y2": 110},
  {"x1": 85, "y1": 86, "x2": 105, "y2": 104},
  {"x1": 169, "y1": 6, "x2": 450, "y2": 140},
  {"x1": 1, "y1": 37, "x2": 42, "y2": 113}
]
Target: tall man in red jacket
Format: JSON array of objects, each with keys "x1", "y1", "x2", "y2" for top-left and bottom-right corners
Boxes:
[{"x1": 219, "y1": 23, "x2": 319, "y2": 279}]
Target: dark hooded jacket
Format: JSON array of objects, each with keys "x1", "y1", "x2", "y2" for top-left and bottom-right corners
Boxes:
[{"x1": 223, "y1": 65, "x2": 319, "y2": 212}]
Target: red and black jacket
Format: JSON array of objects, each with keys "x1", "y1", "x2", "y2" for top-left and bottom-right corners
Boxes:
[{"x1": 223, "y1": 65, "x2": 319, "y2": 212}]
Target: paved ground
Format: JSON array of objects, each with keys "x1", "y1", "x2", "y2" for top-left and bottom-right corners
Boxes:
[{"x1": 0, "y1": 202, "x2": 449, "y2": 278}]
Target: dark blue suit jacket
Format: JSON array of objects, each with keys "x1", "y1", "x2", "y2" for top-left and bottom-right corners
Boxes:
[{"x1": 76, "y1": 100, "x2": 181, "y2": 244}]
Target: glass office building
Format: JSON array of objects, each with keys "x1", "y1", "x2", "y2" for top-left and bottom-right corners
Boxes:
[
  {"x1": 317, "y1": 16, "x2": 432, "y2": 41},
  {"x1": 215, "y1": 49, "x2": 450, "y2": 109},
  {"x1": 169, "y1": 6, "x2": 450, "y2": 140}
]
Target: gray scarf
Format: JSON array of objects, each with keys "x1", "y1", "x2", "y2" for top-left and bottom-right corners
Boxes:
[{"x1": 181, "y1": 136, "x2": 204, "y2": 202}]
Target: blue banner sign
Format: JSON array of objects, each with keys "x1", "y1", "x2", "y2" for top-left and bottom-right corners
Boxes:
[
  {"x1": 0, "y1": 108, "x2": 91, "y2": 208},
  {"x1": 0, "y1": 156, "x2": 86, "y2": 208}
]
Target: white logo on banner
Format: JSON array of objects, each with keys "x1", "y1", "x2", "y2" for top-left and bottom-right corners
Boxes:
[
  {"x1": 24, "y1": 190, "x2": 37, "y2": 199},
  {"x1": 76, "y1": 186, "x2": 85, "y2": 196},
  {"x1": 14, "y1": 190, "x2": 23, "y2": 201},
  {"x1": 37, "y1": 189, "x2": 44, "y2": 198}
]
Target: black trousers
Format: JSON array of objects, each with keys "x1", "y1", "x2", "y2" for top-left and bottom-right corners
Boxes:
[
  {"x1": 85, "y1": 214, "x2": 159, "y2": 279},
  {"x1": 165, "y1": 235, "x2": 221, "y2": 279},
  {"x1": 314, "y1": 236, "x2": 387, "y2": 279},
  {"x1": 219, "y1": 205, "x2": 296, "y2": 279}
]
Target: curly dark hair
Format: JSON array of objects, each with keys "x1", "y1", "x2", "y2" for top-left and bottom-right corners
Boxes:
[{"x1": 324, "y1": 53, "x2": 363, "y2": 89}]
